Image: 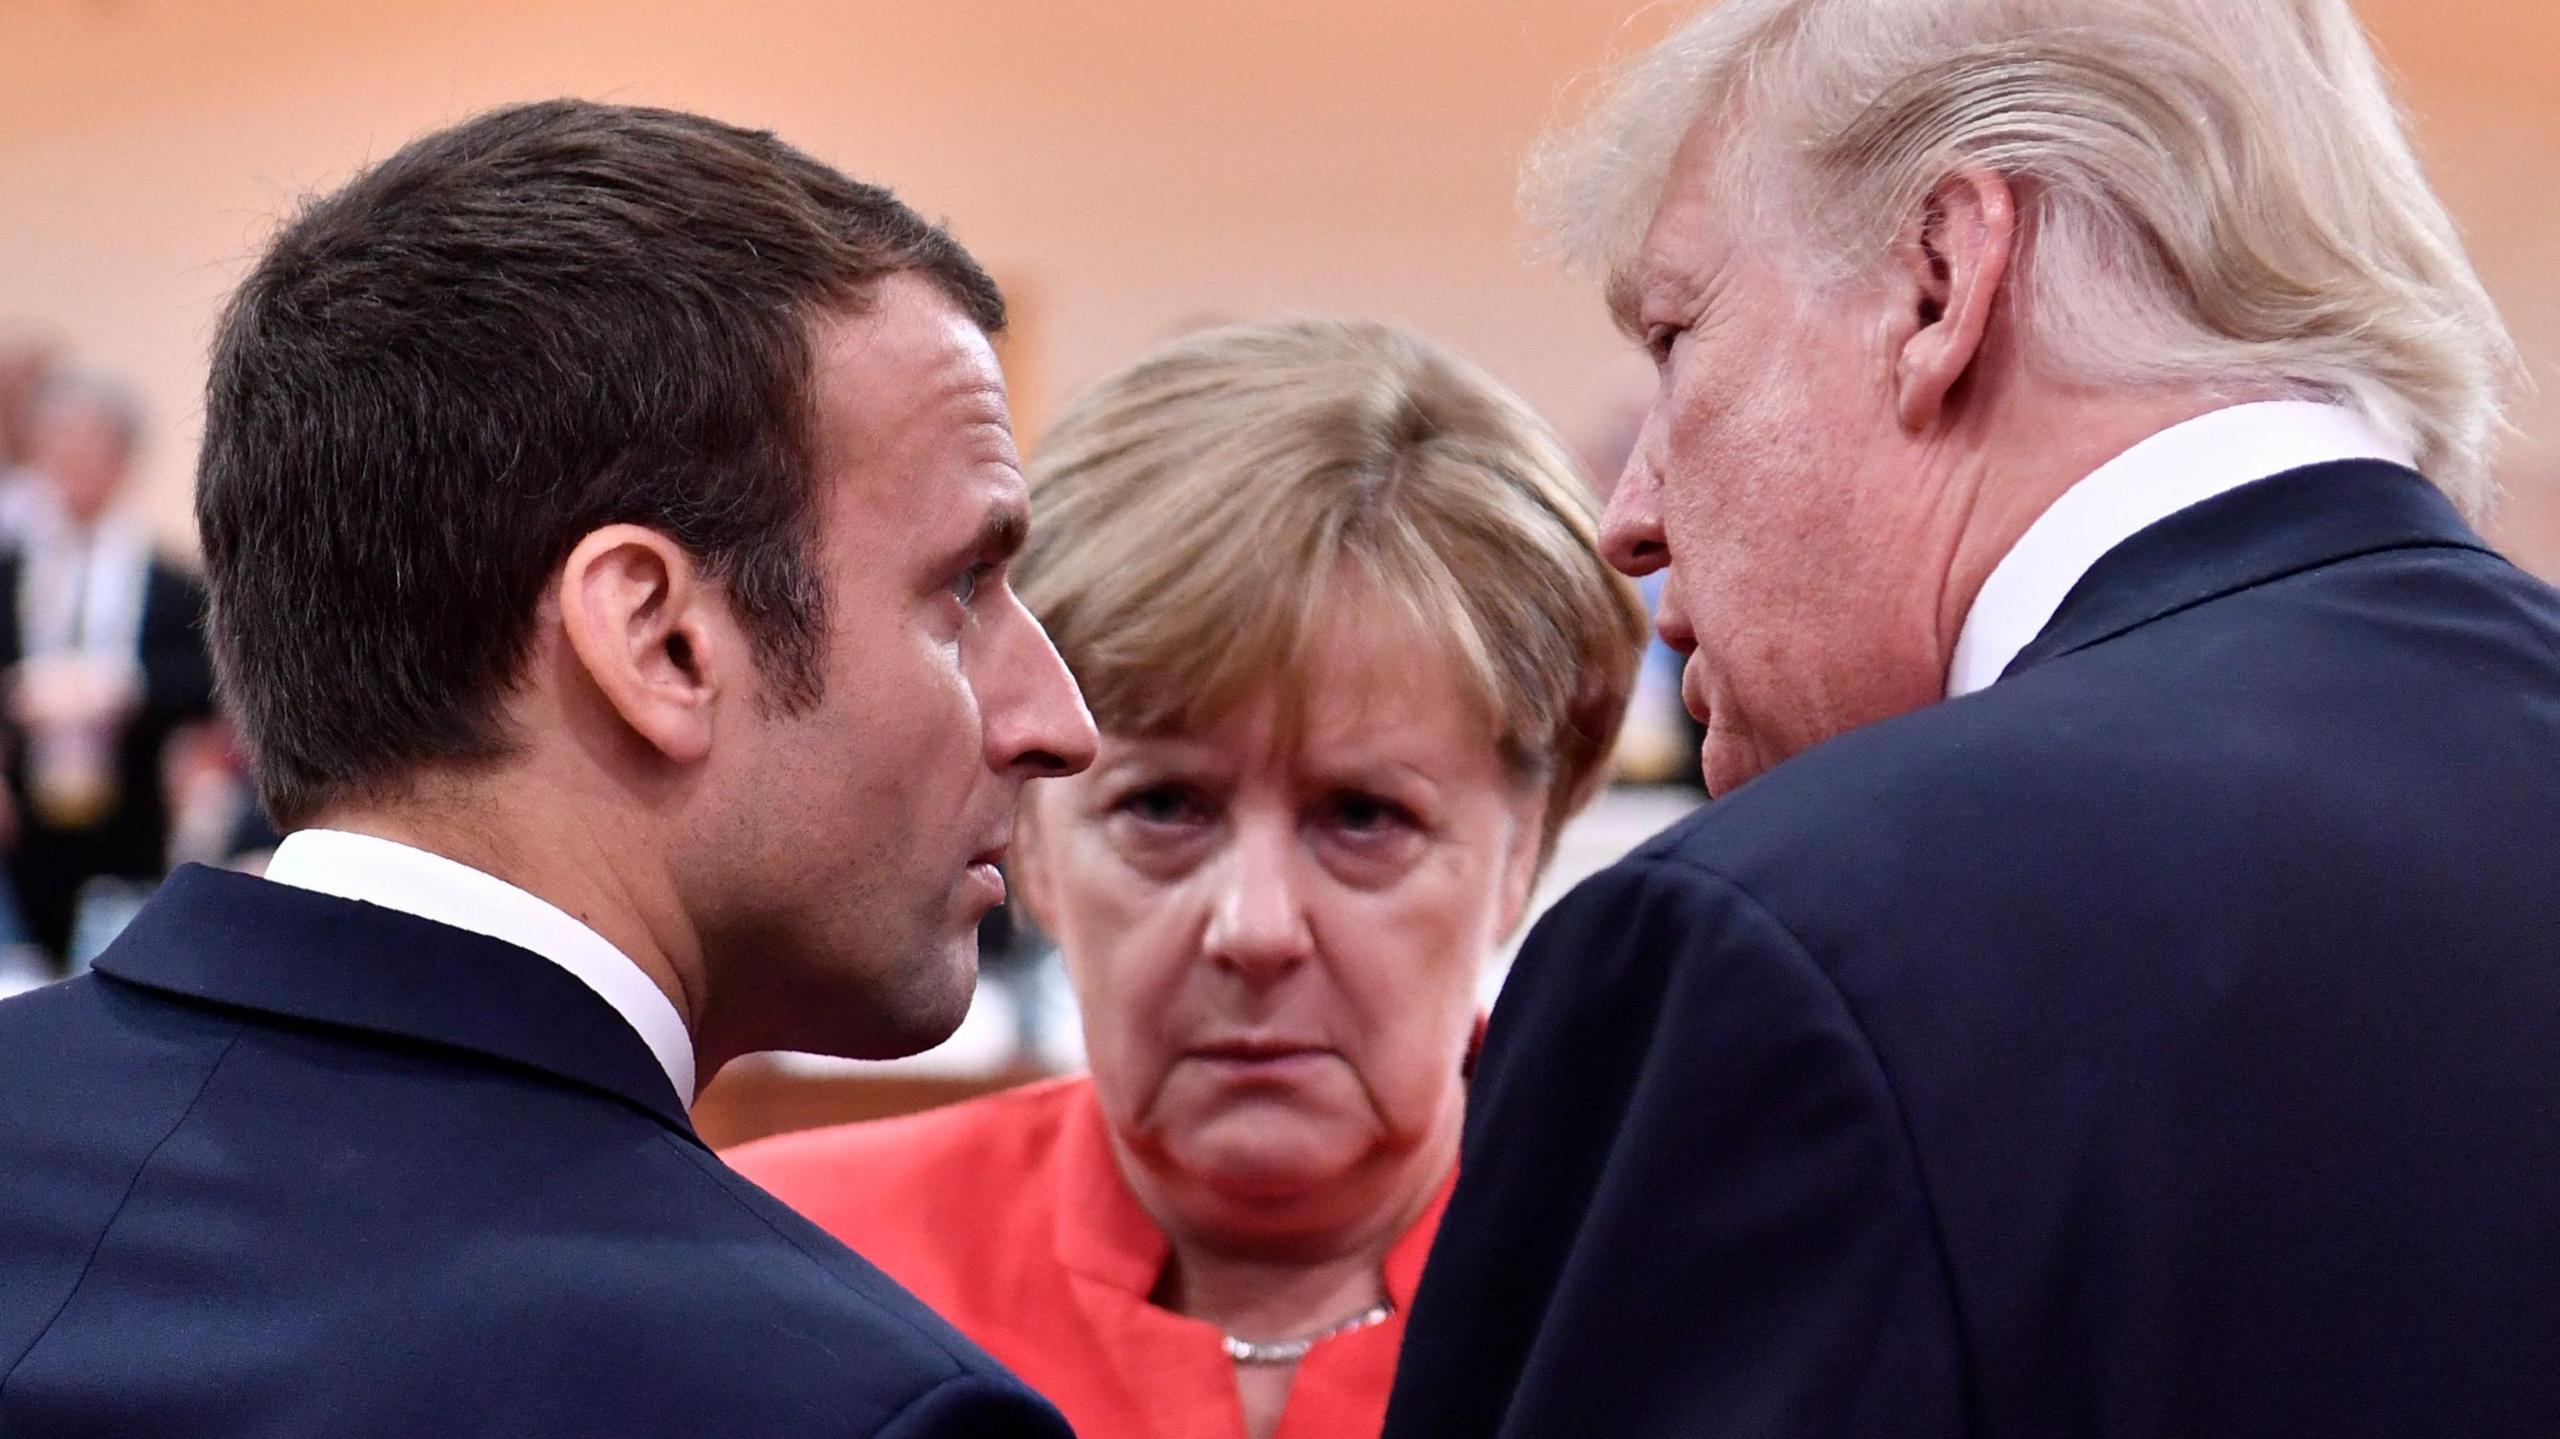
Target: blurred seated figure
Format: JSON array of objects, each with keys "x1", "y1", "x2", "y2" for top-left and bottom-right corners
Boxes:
[
  {"x1": 731, "y1": 318, "x2": 1646, "y2": 1439},
  {"x1": 0, "y1": 372, "x2": 214, "y2": 965},
  {"x1": 0, "y1": 338, "x2": 61, "y2": 544},
  {"x1": 0, "y1": 339, "x2": 55, "y2": 468}
]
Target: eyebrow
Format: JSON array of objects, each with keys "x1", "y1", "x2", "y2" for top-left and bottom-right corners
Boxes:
[
  {"x1": 967, "y1": 502, "x2": 1029, "y2": 569},
  {"x1": 1304, "y1": 753, "x2": 1442, "y2": 796},
  {"x1": 1606, "y1": 265, "x2": 1649, "y2": 341}
]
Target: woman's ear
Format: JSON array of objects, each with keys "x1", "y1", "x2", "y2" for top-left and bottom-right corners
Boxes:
[
  {"x1": 557, "y1": 524, "x2": 725, "y2": 765},
  {"x1": 1889, "y1": 168, "x2": 2018, "y2": 433}
]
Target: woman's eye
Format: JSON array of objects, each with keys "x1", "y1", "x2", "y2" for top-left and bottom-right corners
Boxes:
[
  {"x1": 1326, "y1": 791, "x2": 1413, "y2": 836},
  {"x1": 1117, "y1": 784, "x2": 1209, "y2": 828}
]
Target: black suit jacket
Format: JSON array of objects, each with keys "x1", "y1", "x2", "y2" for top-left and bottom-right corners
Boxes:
[
  {"x1": 0, "y1": 547, "x2": 218, "y2": 881},
  {"x1": 0, "y1": 867, "x2": 1073, "y2": 1437},
  {"x1": 1384, "y1": 462, "x2": 2560, "y2": 1438}
]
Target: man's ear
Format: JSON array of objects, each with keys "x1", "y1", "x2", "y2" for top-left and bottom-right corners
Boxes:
[
  {"x1": 1890, "y1": 168, "x2": 2018, "y2": 433},
  {"x1": 557, "y1": 525, "x2": 725, "y2": 765}
]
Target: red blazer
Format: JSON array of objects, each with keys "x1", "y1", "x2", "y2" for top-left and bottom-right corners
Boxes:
[{"x1": 728, "y1": 1075, "x2": 1450, "y2": 1439}]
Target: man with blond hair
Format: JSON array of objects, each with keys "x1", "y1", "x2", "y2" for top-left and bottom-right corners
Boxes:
[{"x1": 1386, "y1": 1, "x2": 2560, "y2": 1435}]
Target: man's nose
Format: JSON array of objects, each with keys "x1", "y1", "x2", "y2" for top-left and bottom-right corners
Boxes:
[
  {"x1": 1201, "y1": 821, "x2": 1314, "y2": 980},
  {"x1": 983, "y1": 600, "x2": 1099, "y2": 780},
  {"x1": 1598, "y1": 448, "x2": 1670, "y2": 579}
]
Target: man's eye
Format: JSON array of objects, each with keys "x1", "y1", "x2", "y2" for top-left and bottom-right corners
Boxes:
[
  {"x1": 950, "y1": 565, "x2": 987, "y2": 606},
  {"x1": 1643, "y1": 325, "x2": 1684, "y2": 364}
]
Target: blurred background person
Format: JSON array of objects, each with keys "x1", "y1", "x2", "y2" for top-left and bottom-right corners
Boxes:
[
  {"x1": 733, "y1": 318, "x2": 1646, "y2": 1439},
  {"x1": 0, "y1": 371, "x2": 213, "y2": 968},
  {"x1": 0, "y1": 339, "x2": 62, "y2": 986},
  {"x1": 0, "y1": 338, "x2": 56, "y2": 466},
  {"x1": 0, "y1": 337, "x2": 60, "y2": 542}
]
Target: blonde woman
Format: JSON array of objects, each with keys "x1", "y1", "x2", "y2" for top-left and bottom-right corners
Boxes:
[{"x1": 731, "y1": 318, "x2": 1645, "y2": 1439}]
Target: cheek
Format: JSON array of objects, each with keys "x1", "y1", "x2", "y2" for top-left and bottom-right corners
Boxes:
[
  {"x1": 1047, "y1": 838, "x2": 1205, "y2": 1116},
  {"x1": 808, "y1": 612, "x2": 965, "y2": 784},
  {"x1": 1658, "y1": 373, "x2": 1780, "y2": 565},
  {"x1": 1314, "y1": 877, "x2": 1496, "y2": 1105},
  {"x1": 1659, "y1": 372, "x2": 1862, "y2": 646},
  {"x1": 858, "y1": 600, "x2": 982, "y2": 739}
]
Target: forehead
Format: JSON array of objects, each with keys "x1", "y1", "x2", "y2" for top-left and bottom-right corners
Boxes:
[
  {"x1": 807, "y1": 272, "x2": 1021, "y2": 541},
  {"x1": 1118, "y1": 598, "x2": 1502, "y2": 776},
  {"x1": 1609, "y1": 126, "x2": 1745, "y2": 330}
]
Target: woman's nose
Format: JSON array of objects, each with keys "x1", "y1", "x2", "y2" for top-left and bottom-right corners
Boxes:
[{"x1": 1201, "y1": 827, "x2": 1315, "y2": 978}]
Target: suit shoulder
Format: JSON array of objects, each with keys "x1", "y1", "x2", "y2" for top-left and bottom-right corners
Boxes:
[
  {"x1": 1605, "y1": 671, "x2": 2199, "y2": 999},
  {"x1": 0, "y1": 975, "x2": 246, "y2": 1142},
  {"x1": 2, "y1": 990, "x2": 1061, "y2": 1436},
  {"x1": 1637, "y1": 538, "x2": 2560, "y2": 905},
  {"x1": 499, "y1": 1126, "x2": 1047, "y2": 1425},
  {"x1": 1630, "y1": 687, "x2": 2074, "y2": 885}
]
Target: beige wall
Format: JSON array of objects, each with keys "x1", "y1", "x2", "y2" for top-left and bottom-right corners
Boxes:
[{"x1": 5, "y1": 0, "x2": 2556, "y2": 571}]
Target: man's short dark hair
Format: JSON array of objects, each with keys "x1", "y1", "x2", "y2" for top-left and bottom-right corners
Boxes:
[{"x1": 198, "y1": 99, "x2": 1004, "y2": 827}]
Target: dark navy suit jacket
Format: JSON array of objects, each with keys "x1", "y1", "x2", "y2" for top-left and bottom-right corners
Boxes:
[
  {"x1": 1384, "y1": 462, "x2": 2560, "y2": 1438},
  {"x1": 0, "y1": 866, "x2": 1073, "y2": 1437}
]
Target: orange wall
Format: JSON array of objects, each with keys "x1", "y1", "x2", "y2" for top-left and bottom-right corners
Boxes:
[{"x1": 4, "y1": 0, "x2": 2555, "y2": 569}]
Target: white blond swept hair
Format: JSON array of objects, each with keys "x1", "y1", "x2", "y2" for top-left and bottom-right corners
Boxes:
[{"x1": 1531, "y1": 0, "x2": 2519, "y2": 516}]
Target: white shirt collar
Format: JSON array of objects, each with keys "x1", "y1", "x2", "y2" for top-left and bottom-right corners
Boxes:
[
  {"x1": 261, "y1": 829, "x2": 697, "y2": 1101},
  {"x1": 1947, "y1": 401, "x2": 2414, "y2": 698}
]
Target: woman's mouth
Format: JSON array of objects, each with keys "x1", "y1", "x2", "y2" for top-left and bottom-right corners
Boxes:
[{"x1": 1186, "y1": 1040, "x2": 1331, "y2": 1075}]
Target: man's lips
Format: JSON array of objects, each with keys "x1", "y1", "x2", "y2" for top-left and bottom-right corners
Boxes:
[
  {"x1": 962, "y1": 842, "x2": 1009, "y2": 906},
  {"x1": 1679, "y1": 653, "x2": 1713, "y2": 728},
  {"x1": 1652, "y1": 584, "x2": 1697, "y2": 655},
  {"x1": 1656, "y1": 597, "x2": 1708, "y2": 727}
]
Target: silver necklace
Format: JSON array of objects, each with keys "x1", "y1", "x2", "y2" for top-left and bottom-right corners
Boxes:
[{"x1": 1220, "y1": 1303, "x2": 1395, "y2": 1366}]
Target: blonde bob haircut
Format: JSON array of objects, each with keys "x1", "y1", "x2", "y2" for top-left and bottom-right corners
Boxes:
[
  {"x1": 1531, "y1": 0, "x2": 2518, "y2": 516},
  {"x1": 1018, "y1": 317, "x2": 1647, "y2": 870}
]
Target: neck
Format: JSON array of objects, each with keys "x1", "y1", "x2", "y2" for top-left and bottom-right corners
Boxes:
[
  {"x1": 1156, "y1": 1233, "x2": 1392, "y2": 1343},
  {"x1": 1134, "y1": 1098, "x2": 1457, "y2": 1339},
  {"x1": 1929, "y1": 386, "x2": 2271, "y2": 661},
  {"x1": 309, "y1": 778, "x2": 707, "y2": 1059}
]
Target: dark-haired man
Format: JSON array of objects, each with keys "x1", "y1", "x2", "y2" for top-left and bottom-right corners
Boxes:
[{"x1": 0, "y1": 100, "x2": 1092, "y2": 1436}]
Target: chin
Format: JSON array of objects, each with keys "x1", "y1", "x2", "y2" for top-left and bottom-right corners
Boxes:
[
  {"x1": 874, "y1": 944, "x2": 979, "y2": 1056},
  {"x1": 1167, "y1": 1114, "x2": 1368, "y2": 1202},
  {"x1": 1702, "y1": 725, "x2": 1782, "y2": 799},
  {"x1": 770, "y1": 932, "x2": 979, "y2": 1061}
]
